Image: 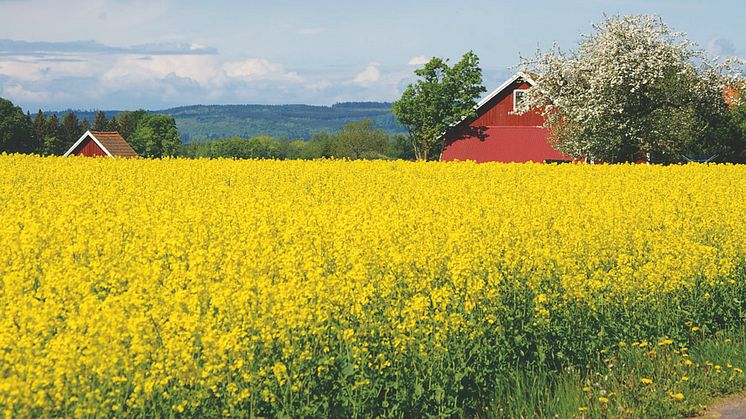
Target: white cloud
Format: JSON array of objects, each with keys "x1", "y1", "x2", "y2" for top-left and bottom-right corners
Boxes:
[
  {"x1": 3, "y1": 83, "x2": 52, "y2": 102},
  {"x1": 102, "y1": 55, "x2": 224, "y2": 87},
  {"x1": 408, "y1": 56, "x2": 429, "y2": 66},
  {"x1": 223, "y1": 58, "x2": 301, "y2": 82},
  {"x1": 308, "y1": 80, "x2": 332, "y2": 90},
  {"x1": 0, "y1": 57, "x2": 95, "y2": 81},
  {"x1": 352, "y1": 62, "x2": 381, "y2": 84}
]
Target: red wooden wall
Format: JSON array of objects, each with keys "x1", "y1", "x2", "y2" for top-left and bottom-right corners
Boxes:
[
  {"x1": 442, "y1": 79, "x2": 572, "y2": 163},
  {"x1": 72, "y1": 137, "x2": 107, "y2": 157},
  {"x1": 471, "y1": 82, "x2": 544, "y2": 127}
]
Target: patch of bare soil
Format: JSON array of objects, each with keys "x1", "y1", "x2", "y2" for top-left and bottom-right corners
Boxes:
[{"x1": 696, "y1": 392, "x2": 746, "y2": 419}]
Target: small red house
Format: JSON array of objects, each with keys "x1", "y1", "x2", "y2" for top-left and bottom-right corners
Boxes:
[
  {"x1": 63, "y1": 131, "x2": 138, "y2": 158},
  {"x1": 441, "y1": 72, "x2": 570, "y2": 163}
]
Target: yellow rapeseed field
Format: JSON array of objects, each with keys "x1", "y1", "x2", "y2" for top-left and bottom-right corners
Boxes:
[{"x1": 0, "y1": 155, "x2": 744, "y2": 416}]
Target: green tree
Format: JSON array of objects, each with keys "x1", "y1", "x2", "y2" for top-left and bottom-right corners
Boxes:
[
  {"x1": 0, "y1": 98, "x2": 34, "y2": 153},
  {"x1": 32, "y1": 110, "x2": 46, "y2": 150},
  {"x1": 129, "y1": 114, "x2": 181, "y2": 157},
  {"x1": 112, "y1": 110, "x2": 147, "y2": 140},
  {"x1": 520, "y1": 14, "x2": 745, "y2": 163},
  {"x1": 40, "y1": 114, "x2": 63, "y2": 155},
  {"x1": 730, "y1": 89, "x2": 746, "y2": 163},
  {"x1": 93, "y1": 111, "x2": 108, "y2": 131},
  {"x1": 392, "y1": 51, "x2": 486, "y2": 161},
  {"x1": 304, "y1": 131, "x2": 334, "y2": 159},
  {"x1": 330, "y1": 119, "x2": 389, "y2": 159},
  {"x1": 60, "y1": 112, "x2": 82, "y2": 152},
  {"x1": 283, "y1": 139, "x2": 307, "y2": 160},
  {"x1": 390, "y1": 133, "x2": 417, "y2": 160}
]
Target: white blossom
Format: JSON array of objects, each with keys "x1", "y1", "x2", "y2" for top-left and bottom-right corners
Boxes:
[{"x1": 519, "y1": 15, "x2": 745, "y2": 163}]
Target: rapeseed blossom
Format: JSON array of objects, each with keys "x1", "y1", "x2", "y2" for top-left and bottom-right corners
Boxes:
[{"x1": 0, "y1": 156, "x2": 744, "y2": 417}]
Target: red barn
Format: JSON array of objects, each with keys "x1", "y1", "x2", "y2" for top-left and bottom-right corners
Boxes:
[
  {"x1": 441, "y1": 72, "x2": 571, "y2": 163},
  {"x1": 63, "y1": 131, "x2": 138, "y2": 158}
]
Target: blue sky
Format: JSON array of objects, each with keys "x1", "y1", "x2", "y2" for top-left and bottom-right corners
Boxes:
[{"x1": 0, "y1": 0, "x2": 744, "y2": 111}]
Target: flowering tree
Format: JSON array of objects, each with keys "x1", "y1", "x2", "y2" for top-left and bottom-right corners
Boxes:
[
  {"x1": 393, "y1": 51, "x2": 485, "y2": 161},
  {"x1": 519, "y1": 15, "x2": 745, "y2": 163}
]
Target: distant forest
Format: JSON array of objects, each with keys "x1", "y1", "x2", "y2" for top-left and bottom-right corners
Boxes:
[{"x1": 48, "y1": 102, "x2": 405, "y2": 143}]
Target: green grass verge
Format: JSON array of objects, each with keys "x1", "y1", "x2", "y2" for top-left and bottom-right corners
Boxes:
[{"x1": 487, "y1": 328, "x2": 746, "y2": 418}]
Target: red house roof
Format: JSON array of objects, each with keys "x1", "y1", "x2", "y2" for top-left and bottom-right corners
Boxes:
[
  {"x1": 441, "y1": 73, "x2": 571, "y2": 163},
  {"x1": 64, "y1": 131, "x2": 138, "y2": 158}
]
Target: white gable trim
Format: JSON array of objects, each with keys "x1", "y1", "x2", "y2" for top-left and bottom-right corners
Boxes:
[
  {"x1": 439, "y1": 72, "x2": 538, "y2": 140},
  {"x1": 475, "y1": 71, "x2": 537, "y2": 109},
  {"x1": 63, "y1": 131, "x2": 113, "y2": 157}
]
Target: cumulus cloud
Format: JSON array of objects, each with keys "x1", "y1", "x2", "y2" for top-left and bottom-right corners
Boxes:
[
  {"x1": 0, "y1": 56, "x2": 95, "y2": 81},
  {"x1": 308, "y1": 80, "x2": 332, "y2": 90},
  {"x1": 223, "y1": 58, "x2": 301, "y2": 82},
  {"x1": 102, "y1": 55, "x2": 224, "y2": 87},
  {"x1": 0, "y1": 35, "x2": 410, "y2": 110},
  {"x1": 352, "y1": 62, "x2": 381, "y2": 84},
  {"x1": 407, "y1": 56, "x2": 429, "y2": 66},
  {"x1": 2, "y1": 83, "x2": 51, "y2": 102}
]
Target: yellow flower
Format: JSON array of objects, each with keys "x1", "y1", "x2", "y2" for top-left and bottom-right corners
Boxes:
[
  {"x1": 0, "y1": 156, "x2": 744, "y2": 416},
  {"x1": 641, "y1": 378, "x2": 653, "y2": 385},
  {"x1": 272, "y1": 363, "x2": 288, "y2": 385},
  {"x1": 670, "y1": 392, "x2": 685, "y2": 400}
]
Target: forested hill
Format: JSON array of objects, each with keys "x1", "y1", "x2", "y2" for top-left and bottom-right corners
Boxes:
[{"x1": 50, "y1": 102, "x2": 405, "y2": 142}]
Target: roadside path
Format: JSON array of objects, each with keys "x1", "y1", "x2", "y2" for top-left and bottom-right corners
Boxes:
[{"x1": 697, "y1": 393, "x2": 746, "y2": 419}]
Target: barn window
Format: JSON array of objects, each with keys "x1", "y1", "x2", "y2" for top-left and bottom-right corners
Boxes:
[{"x1": 513, "y1": 89, "x2": 529, "y2": 112}]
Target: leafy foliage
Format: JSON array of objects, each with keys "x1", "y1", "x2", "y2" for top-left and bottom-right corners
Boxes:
[
  {"x1": 392, "y1": 51, "x2": 486, "y2": 160},
  {"x1": 45, "y1": 103, "x2": 404, "y2": 143},
  {"x1": 520, "y1": 15, "x2": 746, "y2": 163},
  {"x1": 180, "y1": 120, "x2": 409, "y2": 160},
  {"x1": 328, "y1": 119, "x2": 389, "y2": 159},
  {"x1": 129, "y1": 114, "x2": 181, "y2": 157},
  {"x1": 0, "y1": 98, "x2": 34, "y2": 153}
]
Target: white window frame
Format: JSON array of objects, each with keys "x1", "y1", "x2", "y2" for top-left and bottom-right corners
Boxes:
[{"x1": 513, "y1": 89, "x2": 529, "y2": 112}]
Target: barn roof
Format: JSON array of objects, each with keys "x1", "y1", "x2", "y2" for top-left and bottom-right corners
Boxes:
[
  {"x1": 64, "y1": 131, "x2": 138, "y2": 157},
  {"x1": 441, "y1": 72, "x2": 538, "y2": 139},
  {"x1": 475, "y1": 71, "x2": 537, "y2": 109}
]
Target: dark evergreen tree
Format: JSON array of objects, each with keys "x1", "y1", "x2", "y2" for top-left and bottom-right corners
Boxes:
[
  {"x1": 115, "y1": 110, "x2": 147, "y2": 140},
  {"x1": 93, "y1": 111, "x2": 108, "y2": 131},
  {"x1": 107, "y1": 115, "x2": 119, "y2": 132},
  {"x1": 60, "y1": 112, "x2": 82, "y2": 152},
  {"x1": 40, "y1": 114, "x2": 63, "y2": 155},
  {"x1": 32, "y1": 110, "x2": 46, "y2": 151}
]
